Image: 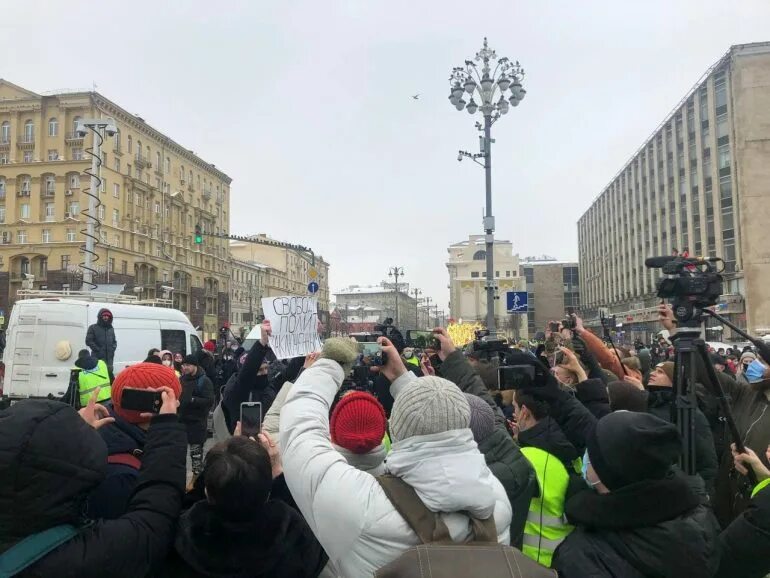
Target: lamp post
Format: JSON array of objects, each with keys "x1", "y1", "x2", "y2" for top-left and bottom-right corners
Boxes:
[
  {"x1": 424, "y1": 296, "x2": 433, "y2": 328},
  {"x1": 450, "y1": 38, "x2": 526, "y2": 333},
  {"x1": 388, "y1": 266, "x2": 405, "y2": 326},
  {"x1": 412, "y1": 288, "x2": 422, "y2": 328}
]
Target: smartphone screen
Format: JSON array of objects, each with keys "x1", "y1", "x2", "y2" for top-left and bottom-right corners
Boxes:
[
  {"x1": 498, "y1": 365, "x2": 537, "y2": 391},
  {"x1": 358, "y1": 342, "x2": 382, "y2": 357},
  {"x1": 549, "y1": 322, "x2": 560, "y2": 333},
  {"x1": 120, "y1": 389, "x2": 162, "y2": 413},
  {"x1": 408, "y1": 330, "x2": 440, "y2": 350},
  {"x1": 240, "y1": 402, "x2": 263, "y2": 438}
]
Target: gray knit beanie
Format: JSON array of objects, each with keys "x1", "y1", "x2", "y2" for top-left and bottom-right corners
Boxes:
[
  {"x1": 464, "y1": 393, "x2": 496, "y2": 443},
  {"x1": 389, "y1": 376, "x2": 471, "y2": 442}
]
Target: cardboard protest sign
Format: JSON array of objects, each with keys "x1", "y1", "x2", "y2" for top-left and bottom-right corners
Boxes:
[{"x1": 261, "y1": 296, "x2": 322, "y2": 359}]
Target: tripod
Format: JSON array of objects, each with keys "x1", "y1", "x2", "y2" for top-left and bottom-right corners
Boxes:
[{"x1": 670, "y1": 314, "x2": 757, "y2": 487}]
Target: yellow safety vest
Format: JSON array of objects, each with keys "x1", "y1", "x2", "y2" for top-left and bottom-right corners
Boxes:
[
  {"x1": 77, "y1": 359, "x2": 112, "y2": 407},
  {"x1": 520, "y1": 446, "x2": 574, "y2": 568}
]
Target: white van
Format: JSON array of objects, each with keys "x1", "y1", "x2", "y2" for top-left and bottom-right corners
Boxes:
[{"x1": 2, "y1": 297, "x2": 201, "y2": 401}]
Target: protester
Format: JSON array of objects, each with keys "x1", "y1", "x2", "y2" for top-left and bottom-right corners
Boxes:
[
  {"x1": 280, "y1": 336, "x2": 512, "y2": 576},
  {"x1": 0, "y1": 386, "x2": 185, "y2": 576},
  {"x1": 215, "y1": 321, "x2": 277, "y2": 440},
  {"x1": 179, "y1": 355, "x2": 215, "y2": 479},
  {"x1": 161, "y1": 432, "x2": 328, "y2": 578},
  {"x1": 86, "y1": 363, "x2": 184, "y2": 519},
  {"x1": 145, "y1": 348, "x2": 162, "y2": 364},
  {"x1": 74, "y1": 348, "x2": 112, "y2": 408},
  {"x1": 736, "y1": 351, "x2": 757, "y2": 385},
  {"x1": 203, "y1": 339, "x2": 217, "y2": 354},
  {"x1": 85, "y1": 307, "x2": 118, "y2": 374},
  {"x1": 173, "y1": 352, "x2": 184, "y2": 374},
  {"x1": 571, "y1": 314, "x2": 642, "y2": 382},
  {"x1": 329, "y1": 390, "x2": 388, "y2": 475},
  {"x1": 606, "y1": 380, "x2": 649, "y2": 412}
]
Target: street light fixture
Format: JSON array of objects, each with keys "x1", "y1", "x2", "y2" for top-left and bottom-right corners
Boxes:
[
  {"x1": 450, "y1": 38, "x2": 525, "y2": 333},
  {"x1": 388, "y1": 266, "x2": 405, "y2": 326},
  {"x1": 412, "y1": 288, "x2": 422, "y2": 328}
]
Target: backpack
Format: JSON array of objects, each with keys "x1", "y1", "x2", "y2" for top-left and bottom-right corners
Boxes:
[
  {"x1": 0, "y1": 525, "x2": 78, "y2": 577},
  {"x1": 375, "y1": 475, "x2": 556, "y2": 578}
]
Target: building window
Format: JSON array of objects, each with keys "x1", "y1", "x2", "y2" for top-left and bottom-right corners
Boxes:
[
  {"x1": 17, "y1": 230, "x2": 27, "y2": 244},
  {"x1": 0, "y1": 205, "x2": 5, "y2": 223},
  {"x1": 470, "y1": 271, "x2": 480, "y2": 278},
  {"x1": 0, "y1": 178, "x2": 4, "y2": 198},
  {"x1": 156, "y1": 151, "x2": 161, "y2": 170},
  {"x1": 48, "y1": 118, "x2": 58, "y2": 137},
  {"x1": 100, "y1": 230, "x2": 107, "y2": 243},
  {"x1": 138, "y1": 241, "x2": 145, "y2": 254},
  {"x1": 113, "y1": 183, "x2": 120, "y2": 198},
  {"x1": 154, "y1": 201, "x2": 160, "y2": 214},
  {"x1": 113, "y1": 235, "x2": 121, "y2": 248},
  {"x1": 112, "y1": 208, "x2": 119, "y2": 225},
  {"x1": 23, "y1": 150, "x2": 33, "y2": 163},
  {"x1": 472, "y1": 250, "x2": 486, "y2": 261},
  {"x1": 66, "y1": 228, "x2": 76, "y2": 242},
  {"x1": 45, "y1": 202, "x2": 55, "y2": 221},
  {"x1": 72, "y1": 147, "x2": 83, "y2": 160},
  {"x1": 98, "y1": 205, "x2": 105, "y2": 220},
  {"x1": 68, "y1": 201, "x2": 79, "y2": 216},
  {"x1": 718, "y1": 143, "x2": 731, "y2": 170},
  {"x1": 45, "y1": 176, "x2": 56, "y2": 194},
  {"x1": 61, "y1": 254, "x2": 70, "y2": 270},
  {"x1": 20, "y1": 203, "x2": 30, "y2": 219},
  {"x1": 0, "y1": 121, "x2": 9, "y2": 143},
  {"x1": 109, "y1": 257, "x2": 115, "y2": 272},
  {"x1": 72, "y1": 116, "x2": 81, "y2": 133},
  {"x1": 121, "y1": 260, "x2": 128, "y2": 275},
  {"x1": 0, "y1": 152, "x2": 7, "y2": 164},
  {"x1": 47, "y1": 149, "x2": 59, "y2": 161},
  {"x1": 42, "y1": 229, "x2": 52, "y2": 243},
  {"x1": 100, "y1": 177, "x2": 106, "y2": 194},
  {"x1": 69, "y1": 173, "x2": 80, "y2": 188},
  {"x1": 23, "y1": 120, "x2": 34, "y2": 142},
  {"x1": 114, "y1": 158, "x2": 120, "y2": 172}
]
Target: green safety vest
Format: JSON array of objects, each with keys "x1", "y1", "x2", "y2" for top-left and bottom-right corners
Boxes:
[
  {"x1": 520, "y1": 446, "x2": 574, "y2": 568},
  {"x1": 77, "y1": 359, "x2": 112, "y2": 407}
]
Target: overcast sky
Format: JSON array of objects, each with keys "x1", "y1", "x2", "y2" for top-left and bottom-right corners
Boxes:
[{"x1": 2, "y1": 0, "x2": 768, "y2": 312}]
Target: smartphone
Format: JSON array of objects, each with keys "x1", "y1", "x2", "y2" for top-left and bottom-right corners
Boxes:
[
  {"x1": 240, "y1": 402, "x2": 263, "y2": 438},
  {"x1": 120, "y1": 389, "x2": 162, "y2": 413},
  {"x1": 549, "y1": 322, "x2": 560, "y2": 333},
  {"x1": 554, "y1": 350, "x2": 565, "y2": 366},
  {"x1": 407, "y1": 330, "x2": 441, "y2": 350},
  {"x1": 498, "y1": 365, "x2": 537, "y2": 391},
  {"x1": 358, "y1": 342, "x2": 382, "y2": 357}
]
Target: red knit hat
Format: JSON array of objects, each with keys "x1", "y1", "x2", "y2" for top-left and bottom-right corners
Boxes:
[
  {"x1": 203, "y1": 341, "x2": 216, "y2": 352},
  {"x1": 330, "y1": 391, "x2": 387, "y2": 454},
  {"x1": 112, "y1": 362, "x2": 182, "y2": 424}
]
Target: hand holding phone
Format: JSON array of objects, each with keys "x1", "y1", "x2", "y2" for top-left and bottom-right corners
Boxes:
[
  {"x1": 120, "y1": 388, "x2": 163, "y2": 413},
  {"x1": 240, "y1": 402, "x2": 263, "y2": 438}
]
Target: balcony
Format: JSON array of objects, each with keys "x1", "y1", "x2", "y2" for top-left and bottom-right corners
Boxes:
[
  {"x1": 65, "y1": 132, "x2": 84, "y2": 145},
  {"x1": 135, "y1": 153, "x2": 151, "y2": 169},
  {"x1": 17, "y1": 136, "x2": 35, "y2": 150}
]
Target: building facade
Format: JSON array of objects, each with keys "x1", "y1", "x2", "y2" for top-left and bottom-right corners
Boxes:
[
  {"x1": 335, "y1": 284, "x2": 418, "y2": 330},
  {"x1": 520, "y1": 258, "x2": 580, "y2": 336},
  {"x1": 229, "y1": 235, "x2": 331, "y2": 327},
  {"x1": 578, "y1": 43, "x2": 770, "y2": 342},
  {"x1": 0, "y1": 80, "x2": 231, "y2": 339},
  {"x1": 446, "y1": 235, "x2": 527, "y2": 338}
]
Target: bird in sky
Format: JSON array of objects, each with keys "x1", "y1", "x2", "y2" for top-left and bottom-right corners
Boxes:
[{"x1": 412, "y1": 94, "x2": 420, "y2": 100}]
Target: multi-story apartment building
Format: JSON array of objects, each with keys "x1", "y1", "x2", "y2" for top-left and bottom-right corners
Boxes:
[
  {"x1": 230, "y1": 258, "x2": 268, "y2": 337},
  {"x1": 335, "y1": 284, "x2": 418, "y2": 330},
  {"x1": 0, "y1": 80, "x2": 232, "y2": 339},
  {"x1": 578, "y1": 43, "x2": 770, "y2": 342},
  {"x1": 229, "y1": 235, "x2": 331, "y2": 325},
  {"x1": 519, "y1": 257, "x2": 580, "y2": 336},
  {"x1": 446, "y1": 235, "x2": 527, "y2": 337}
]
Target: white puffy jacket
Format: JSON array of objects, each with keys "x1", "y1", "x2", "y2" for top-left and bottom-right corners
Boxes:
[{"x1": 280, "y1": 359, "x2": 512, "y2": 577}]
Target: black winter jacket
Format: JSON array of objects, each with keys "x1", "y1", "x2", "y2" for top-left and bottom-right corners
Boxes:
[
  {"x1": 179, "y1": 367, "x2": 215, "y2": 445},
  {"x1": 160, "y1": 475, "x2": 327, "y2": 578},
  {"x1": 477, "y1": 427, "x2": 536, "y2": 548},
  {"x1": 647, "y1": 386, "x2": 718, "y2": 492},
  {"x1": 85, "y1": 308, "x2": 117, "y2": 368},
  {"x1": 574, "y1": 378, "x2": 611, "y2": 419},
  {"x1": 221, "y1": 341, "x2": 277, "y2": 435},
  {"x1": 86, "y1": 407, "x2": 147, "y2": 519},
  {"x1": 0, "y1": 400, "x2": 186, "y2": 578},
  {"x1": 554, "y1": 473, "x2": 720, "y2": 578},
  {"x1": 716, "y1": 481, "x2": 770, "y2": 578}
]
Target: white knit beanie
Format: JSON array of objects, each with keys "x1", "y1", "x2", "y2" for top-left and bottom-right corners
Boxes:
[{"x1": 389, "y1": 376, "x2": 471, "y2": 442}]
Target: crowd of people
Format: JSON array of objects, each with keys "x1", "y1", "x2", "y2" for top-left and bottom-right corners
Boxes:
[{"x1": 1, "y1": 306, "x2": 769, "y2": 577}]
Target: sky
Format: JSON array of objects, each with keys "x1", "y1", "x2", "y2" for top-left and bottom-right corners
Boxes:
[{"x1": 1, "y1": 0, "x2": 769, "y2": 313}]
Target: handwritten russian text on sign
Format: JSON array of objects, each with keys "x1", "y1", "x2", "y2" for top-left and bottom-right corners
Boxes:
[{"x1": 261, "y1": 296, "x2": 322, "y2": 359}]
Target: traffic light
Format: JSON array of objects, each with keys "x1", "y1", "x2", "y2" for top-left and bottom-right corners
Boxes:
[{"x1": 194, "y1": 224, "x2": 202, "y2": 244}]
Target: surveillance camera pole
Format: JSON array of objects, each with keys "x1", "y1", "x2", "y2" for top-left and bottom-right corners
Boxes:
[{"x1": 77, "y1": 118, "x2": 117, "y2": 288}]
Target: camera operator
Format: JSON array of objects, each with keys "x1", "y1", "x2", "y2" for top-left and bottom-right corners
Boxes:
[{"x1": 659, "y1": 304, "x2": 770, "y2": 526}]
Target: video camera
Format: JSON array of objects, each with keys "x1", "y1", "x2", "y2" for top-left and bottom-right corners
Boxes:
[
  {"x1": 372, "y1": 318, "x2": 406, "y2": 352},
  {"x1": 645, "y1": 255, "x2": 723, "y2": 325},
  {"x1": 469, "y1": 329, "x2": 510, "y2": 362}
]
